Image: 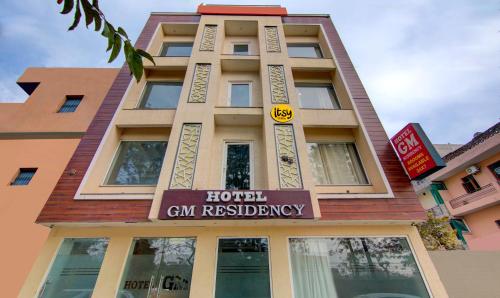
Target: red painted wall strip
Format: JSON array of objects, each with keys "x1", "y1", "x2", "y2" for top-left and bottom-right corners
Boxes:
[{"x1": 197, "y1": 5, "x2": 287, "y2": 16}]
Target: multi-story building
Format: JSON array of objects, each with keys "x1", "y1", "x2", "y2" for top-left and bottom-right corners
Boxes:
[
  {"x1": 20, "y1": 5, "x2": 448, "y2": 298},
  {"x1": 418, "y1": 122, "x2": 499, "y2": 250},
  {"x1": 0, "y1": 67, "x2": 118, "y2": 297}
]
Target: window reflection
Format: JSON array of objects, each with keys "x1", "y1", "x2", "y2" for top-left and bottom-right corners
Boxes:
[
  {"x1": 224, "y1": 144, "x2": 251, "y2": 190},
  {"x1": 289, "y1": 237, "x2": 430, "y2": 298}
]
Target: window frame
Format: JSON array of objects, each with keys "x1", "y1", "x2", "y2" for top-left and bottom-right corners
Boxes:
[
  {"x1": 10, "y1": 168, "x2": 37, "y2": 186},
  {"x1": 287, "y1": 43, "x2": 323, "y2": 58},
  {"x1": 103, "y1": 140, "x2": 168, "y2": 186},
  {"x1": 307, "y1": 141, "x2": 370, "y2": 186},
  {"x1": 232, "y1": 43, "x2": 250, "y2": 55},
  {"x1": 228, "y1": 81, "x2": 253, "y2": 107},
  {"x1": 285, "y1": 235, "x2": 433, "y2": 298},
  {"x1": 159, "y1": 42, "x2": 194, "y2": 57},
  {"x1": 487, "y1": 160, "x2": 500, "y2": 181},
  {"x1": 295, "y1": 83, "x2": 341, "y2": 110},
  {"x1": 461, "y1": 174, "x2": 481, "y2": 194},
  {"x1": 213, "y1": 236, "x2": 273, "y2": 298},
  {"x1": 57, "y1": 95, "x2": 83, "y2": 113},
  {"x1": 136, "y1": 81, "x2": 183, "y2": 110},
  {"x1": 221, "y1": 141, "x2": 254, "y2": 190}
]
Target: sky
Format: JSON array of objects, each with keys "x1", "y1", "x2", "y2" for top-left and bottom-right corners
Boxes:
[{"x1": 0, "y1": 0, "x2": 499, "y2": 144}]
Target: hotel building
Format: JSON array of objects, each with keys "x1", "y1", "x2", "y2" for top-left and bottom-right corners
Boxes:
[{"x1": 20, "y1": 5, "x2": 448, "y2": 298}]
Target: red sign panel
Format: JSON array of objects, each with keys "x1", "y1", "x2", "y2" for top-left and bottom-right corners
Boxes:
[
  {"x1": 390, "y1": 123, "x2": 445, "y2": 180},
  {"x1": 159, "y1": 190, "x2": 313, "y2": 220},
  {"x1": 197, "y1": 5, "x2": 288, "y2": 16}
]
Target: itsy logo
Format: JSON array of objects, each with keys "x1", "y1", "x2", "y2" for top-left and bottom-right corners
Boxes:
[{"x1": 271, "y1": 104, "x2": 294, "y2": 123}]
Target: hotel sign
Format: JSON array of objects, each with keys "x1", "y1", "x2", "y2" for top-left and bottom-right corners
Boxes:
[
  {"x1": 158, "y1": 190, "x2": 313, "y2": 220},
  {"x1": 390, "y1": 123, "x2": 445, "y2": 180}
]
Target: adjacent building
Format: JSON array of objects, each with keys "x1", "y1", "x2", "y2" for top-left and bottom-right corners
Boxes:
[
  {"x1": 416, "y1": 123, "x2": 500, "y2": 250},
  {"x1": 0, "y1": 68, "x2": 118, "y2": 297},
  {"x1": 19, "y1": 5, "x2": 448, "y2": 298}
]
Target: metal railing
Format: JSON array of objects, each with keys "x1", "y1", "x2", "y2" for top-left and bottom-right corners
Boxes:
[{"x1": 449, "y1": 183, "x2": 497, "y2": 208}]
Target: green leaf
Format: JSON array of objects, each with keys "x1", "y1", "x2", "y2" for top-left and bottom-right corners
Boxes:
[
  {"x1": 81, "y1": 0, "x2": 94, "y2": 27},
  {"x1": 102, "y1": 23, "x2": 114, "y2": 51},
  {"x1": 130, "y1": 51, "x2": 144, "y2": 82},
  {"x1": 92, "y1": 0, "x2": 99, "y2": 10},
  {"x1": 68, "y1": 0, "x2": 82, "y2": 30},
  {"x1": 93, "y1": 14, "x2": 102, "y2": 31},
  {"x1": 136, "y1": 49, "x2": 155, "y2": 65},
  {"x1": 117, "y1": 27, "x2": 128, "y2": 39},
  {"x1": 61, "y1": 0, "x2": 74, "y2": 14},
  {"x1": 108, "y1": 34, "x2": 122, "y2": 63}
]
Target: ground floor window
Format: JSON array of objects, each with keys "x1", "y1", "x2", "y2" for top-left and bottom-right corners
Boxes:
[
  {"x1": 39, "y1": 238, "x2": 109, "y2": 298},
  {"x1": 289, "y1": 237, "x2": 430, "y2": 298},
  {"x1": 117, "y1": 238, "x2": 196, "y2": 298},
  {"x1": 215, "y1": 238, "x2": 271, "y2": 298}
]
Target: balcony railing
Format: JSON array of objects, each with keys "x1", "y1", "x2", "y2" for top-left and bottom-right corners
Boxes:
[{"x1": 449, "y1": 183, "x2": 497, "y2": 209}]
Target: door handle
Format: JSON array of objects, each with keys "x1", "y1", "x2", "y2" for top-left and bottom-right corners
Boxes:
[
  {"x1": 156, "y1": 274, "x2": 164, "y2": 298},
  {"x1": 146, "y1": 275, "x2": 155, "y2": 298}
]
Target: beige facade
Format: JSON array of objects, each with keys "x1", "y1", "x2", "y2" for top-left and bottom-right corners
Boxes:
[{"x1": 19, "y1": 6, "x2": 448, "y2": 298}]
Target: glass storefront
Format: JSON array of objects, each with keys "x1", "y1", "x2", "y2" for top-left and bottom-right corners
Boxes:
[
  {"x1": 215, "y1": 238, "x2": 271, "y2": 298},
  {"x1": 38, "y1": 238, "x2": 109, "y2": 298},
  {"x1": 289, "y1": 237, "x2": 430, "y2": 298},
  {"x1": 117, "y1": 238, "x2": 196, "y2": 298}
]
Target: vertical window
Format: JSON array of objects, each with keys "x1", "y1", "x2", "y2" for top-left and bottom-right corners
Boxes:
[
  {"x1": 118, "y1": 238, "x2": 196, "y2": 298},
  {"x1": 495, "y1": 220, "x2": 500, "y2": 228},
  {"x1": 160, "y1": 43, "x2": 193, "y2": 57},
  {"x1": 296, "y1": 84, "x2": 341, "y2": 109},
  {"x1": 38, "y1": 238, "x2": 109, "y2": 298},
  {"x1": 233, "y1": 44, "x2": 249, "y2": 55},
  {"x1": 58, "y1": 95, "x2": 83, "y2": 113},
  {"x1": 224, "y1": 143, "x2": 251, "y2": 190},
  {"x1": 106, "y1": 141, "x2": 167, "y2": 185},
  {"x1": 307, "y1": 142, "x2": 368, "y2": 185},
  {"x1": 461, "y1": 175, "x2": 480, "y2": 193},
  {"x1": 287, "y1": 43, "x2": 323, "y2": 58},
  {"x1": 229, "y1": 83, "x2": 251, "y2": 107},
  {"x1": 139, "y1": 82, "x2": 183, "y2": 109},
  {"x1": 215, "y1": 238, "x2": 271, "y2": 298},
  {"x1": 11, "y1": 168, "x2": 37, "y2": 185},
  {"x1": 289, "y1": 237, "x2": 430, "y2": 298},
  {"x1": 487, "y1": 161, "x2": 500, "y2": 180}
]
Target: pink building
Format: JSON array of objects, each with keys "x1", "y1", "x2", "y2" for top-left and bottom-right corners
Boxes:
[{"x1": 430, "y1": 122, "x2": 500, "y2": 250}]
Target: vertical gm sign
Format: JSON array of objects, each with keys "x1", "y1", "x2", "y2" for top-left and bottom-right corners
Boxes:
[{"x1": 391, "y1": 123, "x2": 445, "y2": 180}]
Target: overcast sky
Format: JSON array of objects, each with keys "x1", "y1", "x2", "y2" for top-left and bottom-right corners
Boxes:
[{"x1": 1, "y1": 0, "x2": 499, "y2": 144}]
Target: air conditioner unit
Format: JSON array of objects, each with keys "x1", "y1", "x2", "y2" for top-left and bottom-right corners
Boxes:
[{"x1": 466, "y1": 165, "x2": 480, "y2": 175}]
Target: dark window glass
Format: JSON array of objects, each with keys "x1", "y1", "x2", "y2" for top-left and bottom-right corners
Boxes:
[
  {"x1": 215, "y1": 238, "x2": 271, "y2": 298},
  {"x1": 233, "y1": 44, "x2": 249, "y2": 55},
  {"x1": 487, "y1": 161, "x2": 500, "y2": 180},
  {"x1": 106, "y1": 141, "x2": 167, "y2": 185},
  {"x1": 287, "y1": 43, "x2": 323, "y2": 58},
  {"x1": 39, "y1": 238, "x2": 108, "y2": 298},
  {"x1": 296, "y1": 84, "x2": 340, "y2": 109},
  {"x1": 461, "y1": 175, "x2": 480, "y2": 193},
  {"x1": 225, "y1": 144, "x2": 250, "y2": 190},
  {"x1": 11, "y1": 168, "x2": 37, "y2": 185},
  {"x1": 139, "y1": 82, "x2": 182, "y2": 109},
  {"x1": 230, "y1": 83, "x2": 250, "y2": 107},
  {"x1": 160, "y1": 43, "x2": 193, "y2": 57},
  {"x1": 58, "y1": 95, "x2": 83, "y2": 113},
  {"x1": 117, "y1": 238, "x2": 196, "y2": 298},
  {"x1": 289, "y1": 237, "x2": 430, "y2": 298},
  {"x1": 495, "y1": 220, "x2": 500, "y2": 228}
]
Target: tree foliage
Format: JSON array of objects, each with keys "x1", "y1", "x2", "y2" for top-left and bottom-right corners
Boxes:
[
  {"x1": 416, "y1": 212, "x2": 463, "y2": 250},
  {"x1": 57, "y1": 0, "x2": 155, "y2": 81}
]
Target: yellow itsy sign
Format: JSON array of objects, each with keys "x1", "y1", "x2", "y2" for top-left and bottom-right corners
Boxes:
[{"x1": 271, "y1": 104, "x2": 294, "y2": 123}]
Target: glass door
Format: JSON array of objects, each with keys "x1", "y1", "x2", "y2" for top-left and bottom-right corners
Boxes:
[{"x1": 117, "y1": 238, "x2": 196, "y2": 298}]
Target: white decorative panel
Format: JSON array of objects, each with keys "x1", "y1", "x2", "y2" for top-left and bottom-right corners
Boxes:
[
  {"x1": 188, "y1": 64, "x2": 211, "y2": 103},
  {"x1": 274, "y1": 125, "x2": 302, "y2": 189},
  {"x1": 170, "y1": 124, "x2": 202, "y2": 189},
  {"x1": 268, "y1": 65, "x2": 289, "y2": 104}
]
